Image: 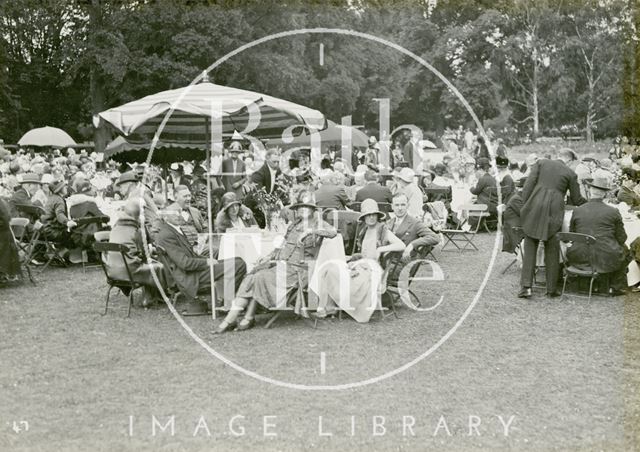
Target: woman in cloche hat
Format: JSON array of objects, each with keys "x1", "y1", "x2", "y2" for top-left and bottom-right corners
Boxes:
[
  {"x1": 319, "y1": 198, "x2": 405, "y2": 323},
  {"x1": 214, "y1": 192, "x2": 257, "y2": 233},
  {"x1": 213, "y1": 190, "x2": 337, "y2": 334}
]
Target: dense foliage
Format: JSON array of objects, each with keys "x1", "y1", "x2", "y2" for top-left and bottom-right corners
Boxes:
[{"x1": 0, "y1": 0, "x2": 637, "y2": 149}]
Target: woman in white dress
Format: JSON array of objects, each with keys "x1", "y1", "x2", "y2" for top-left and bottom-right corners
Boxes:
[{"x1": 319, "y1": 198, "x2": 405, "y2": 323}]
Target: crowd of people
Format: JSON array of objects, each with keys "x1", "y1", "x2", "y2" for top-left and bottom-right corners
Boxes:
[{"x1": 1, "y1": 129, "x2": 639, "y2": 329}]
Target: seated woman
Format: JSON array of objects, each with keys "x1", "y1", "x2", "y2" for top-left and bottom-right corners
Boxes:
[
  {"x1": 213, "y1": 190, "x2": 337, "y2": 333},
  {"x1": 318, "y1": 199, "x2": 405, "y2": 323},
  {"x1": 214, "y1": 192, "x2": 257, "y2": 233}
]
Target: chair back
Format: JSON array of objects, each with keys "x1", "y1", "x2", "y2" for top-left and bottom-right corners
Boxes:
[
  {"x1": 10, "y1": 218, "x2": 30, "y2": 242},
  {"x1": 327, "y1": 210, "x2": 360, "y2": 255},
  {"x1": 459, "y1": 204, "x2": 489, "y2": 233},
  {"x1": 557, "y1": 232, "x2": 598, "y2": 273},
  {"x1": 93, "y1": 241, "x2": 136, "y2": 285},
  {"x1": 423, "y1": 186, "x2": 452, "y2": 203}
]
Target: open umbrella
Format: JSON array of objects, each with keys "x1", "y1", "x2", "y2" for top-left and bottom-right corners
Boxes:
[
  {"x1": 103, "y1": 136, "x2": 207, "y2": 164},
  {"x1": 18, "y1": 126, "x2": 76, "y2": 148},
  {"x1": 269, "y1": 120, "x2": 369, "y2": 149},
  {"x1": 96, "y1": 79, "x2": 326, "y2": 319},
  {"x1": 95, "y1": 80, "x2": 326, "y2": 145}
]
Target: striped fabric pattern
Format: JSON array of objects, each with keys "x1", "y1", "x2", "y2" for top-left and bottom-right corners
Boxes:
[{"x1": 96, "y1": 82, "x2": 326, "y2": 144}]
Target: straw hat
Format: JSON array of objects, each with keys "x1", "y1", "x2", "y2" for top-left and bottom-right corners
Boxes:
[
  {"x1": 358, "y1": 198, "x2": 386, "y2": 221},
  {"x1": 397, "y1": 167, "x2": 415, "y2": 183},
  {"x1": 228, "y1": 141, "x2": 243, "y2": 153},
  {"x1": 19, "y1": 173, "x2": 42, "y2": 184},
  {"x1": 586, "y1": 177, "x2": 612, "y2": 191}
]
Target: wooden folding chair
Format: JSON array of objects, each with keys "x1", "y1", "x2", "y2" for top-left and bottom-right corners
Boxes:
[
  {"x1": 557, "y1": 232, "x2": 600, "y2": 301},
  {"x1": 441, "y1": 204, "x2": 487, "y2": 252},
  {"x1": 9, "y1": 217, "x2": 36, "y2": 284},
  {"x1": 15, "y1": 203, "x2": 67, "y2": 272},
  {"x1": 94, "y1": 242, "x2": 142, "y2": 318}
]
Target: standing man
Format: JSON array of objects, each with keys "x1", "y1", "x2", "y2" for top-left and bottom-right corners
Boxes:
[
  {"x1": 402, "y1": 130, "x2": 421, "y2": 170},
  {"x1": 251, "y1": 148, "x2": 281, "y2": 194},
  {"x1": 518, "y1": 149, "x2": 586, "y2": 298},
  {"x1": 221, "y1": 141, "x2": 247, "y2": 199},
  {"x1": 395, "y1": 168, "x2": 423, "y2": 218}
]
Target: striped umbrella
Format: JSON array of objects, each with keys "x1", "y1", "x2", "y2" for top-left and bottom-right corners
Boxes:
[{"x1": 95, "y1": 81, "x2": 326, "y2": 145}]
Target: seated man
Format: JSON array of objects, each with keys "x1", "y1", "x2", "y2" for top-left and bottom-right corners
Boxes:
[
  {"x1": 567, "y1": 178, "x2": 631, "y2": 295},
  {"x1": 154, "y1": 210, "x2": 247, "y2": 315},
  {"x1": 9, "y1": 173, "x2": 44, "y2": 222},
  {"x1": 314, "y1": 169, "x2": 349, "y2": 210},
  {"x1": 166, "y1": 184, "x2": 207, "y2": 245},
  {"x1": 387, "y1": 193, "x2": 440, "y2": 281},
  {"x1": 355, "y1": 169, "x2": 393, "y2": 205},
  {"x1": 107, "y1": 198, "x2": 165, "y2": 307}
]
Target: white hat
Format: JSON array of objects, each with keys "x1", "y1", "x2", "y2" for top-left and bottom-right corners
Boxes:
[{"x1": 398, "y1": 167, "x2": 415, "y2": 183}]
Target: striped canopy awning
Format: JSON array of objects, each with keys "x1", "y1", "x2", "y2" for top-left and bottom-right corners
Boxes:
[
  {"x1": 269, "y1": 120, "x2": 369, "y2": 149},
  {"x1": 95, "y1": 82, "x2": 326, "y2": 145}
]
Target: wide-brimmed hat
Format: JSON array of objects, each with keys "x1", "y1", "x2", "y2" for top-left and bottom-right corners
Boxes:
[
  {"x1": 49, "y1": 180, "x2": 66, "y2": 194},
  {"x1": 115, "y1": 171, "x2": 138, "y2": 186},
  {"x1": 397, "y1": 167, "x2": 415, "y2": 183},
  {"x1": 19, "y1": 173, "x2": 42, "y2": 184},
  {"x1": 358, "y1": 198, "x2": 386, "y2": 221},
  {"x1": 586, "y1": 177, "x2": 612, "y2": 191},
  {"x1": 221, "y1": 192, "x2": 242, "y2": 211},
  {"x1": 290, "y1": 190, "x2": 318, "y2": 210}
]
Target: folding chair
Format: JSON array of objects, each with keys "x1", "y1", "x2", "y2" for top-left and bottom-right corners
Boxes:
[
  {"x1": 71, "y1": 216, "x2": 110, "y2": 273},
  {"x1": 15, "y1": 203, "x2": 67, "y2": 271},
  {"x1": 94, "y1": 242, "x2": 142, "y2": 318},
  {"x1": 441, "y1": 204, "x2": 487, "y2": 252},
  {"x1": 9, "y1": 217, "x2": 36, "y2": 284},
  {"x1": 557, "y1": 232, "x2": 600, "y2": 302},
  {"x1": 326, "y1": 210, "x2": 360, "y2": 256}
]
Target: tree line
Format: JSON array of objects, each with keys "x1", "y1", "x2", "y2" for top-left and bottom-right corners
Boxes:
[{"x1": 0, "y1": 0, "x2": 638, "y2": 151}]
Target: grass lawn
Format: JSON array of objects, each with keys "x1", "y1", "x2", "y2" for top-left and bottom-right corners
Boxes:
[{"x1": 1, "y1": 233, "x2": 639, "y2": 451}]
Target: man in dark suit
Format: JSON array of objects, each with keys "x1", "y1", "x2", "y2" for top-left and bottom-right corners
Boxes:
[
  {"x1": 402, "y1": 130, "x2": 420, "y2": 169},
  {"x1": 567, "y1": 178, "x2": 631, "y2": 295},
  {"x1": 9, "y1": 173, "x2": 44, "y2": 221},
  {"x1": 518, "y1": 149, "x2": 586, "y2": 298},
  {"x1": 168, "y1": 164, "x2": 191, "y2": 191},
  {"x1": 221, "y1": 141, "x2": 247, "y2": 199},
  {"x1": 388, "y1": 192, "x2": 440, "y2": 258},
  {"x1": 155, "y1": 210, "x2": 246, "y2": 315},
  {"x1": 355, "y1": 170, "x2": 393, "y2": 204},
  {"x1": 250, "y1": 148, "x2": 281, "y2": 194},
  {"x1": 314, "y1": 170, "x2": 349, "y2": 210}
]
